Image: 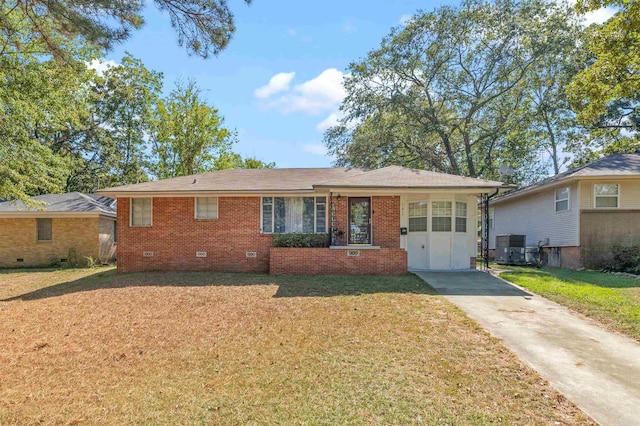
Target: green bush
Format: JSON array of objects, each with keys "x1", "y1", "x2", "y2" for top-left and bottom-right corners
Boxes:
[
  {"x1": 272, "y1": 233, "x2": 330, "y2": 248},
  {"x1": 610, "y1": 246, "x2": 640, "y2": 274}
]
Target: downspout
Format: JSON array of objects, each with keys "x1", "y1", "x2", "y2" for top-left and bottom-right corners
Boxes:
[{"x1": 484, "y1": 188, "x2": 500, "y2": 270}]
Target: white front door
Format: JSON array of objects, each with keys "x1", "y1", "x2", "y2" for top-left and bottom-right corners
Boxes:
[{"x1": 407, "y1": 201, "x2": 429, "y2": 270}]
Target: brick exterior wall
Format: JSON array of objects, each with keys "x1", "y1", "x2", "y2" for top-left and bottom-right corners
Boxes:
[
  {"x1": 371, "y1": 196, "x2": 400, "y2": 248},
  {"x1": 117, "y1": 195, "x2": 406, "y2": 274},
  {"x1": 331, "y1": 195, "x2": 400, "y2": 247},
  {"x1": 270, "y1": 248, "x2": 407, "y2": 275},
  {"x1": 0, "y1": 217, "x2": 100, "y2": 267},
  {"x1": 117, "y1": 197, "x2": 272, "y2": 273}
]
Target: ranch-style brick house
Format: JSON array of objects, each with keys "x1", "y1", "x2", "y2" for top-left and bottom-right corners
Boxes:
[
  {"x1": 0, "y1": 192, "x2": 117, "y2": 267},
  {"x1": 489, "y1": 153, "x2": 640, "y2": 269},
  {"x1": 99, "y1": 166, "x2": 510, "y2": 275}
]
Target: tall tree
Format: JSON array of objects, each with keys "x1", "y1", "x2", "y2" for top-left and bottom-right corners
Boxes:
[
  {"x1": 567, "y1": 0, "x2": 640, "y2": 133},
  {"x1": 1, "y1": 0, "x2": 251, "y2": 60},
  {"x1": 57, "y1": 54, "x2": 163, "y2": 192},
  {"x1": 213, "y1": 151, "x2": 275, "y2": 170},
  {"x1": 150, "y1": 80, "x2": 235, "y2": 179},
  {"x1": 325, "y1": 0, "x2": 583, "y2": 183}
]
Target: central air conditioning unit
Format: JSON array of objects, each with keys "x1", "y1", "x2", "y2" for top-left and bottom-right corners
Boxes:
[{"x1": 495, "y1": 234, "x2": 527, "y2": 265}]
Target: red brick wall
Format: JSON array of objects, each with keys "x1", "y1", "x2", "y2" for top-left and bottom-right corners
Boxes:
[
  {"x1": 270, "y1": 248, "x2": 407, "y2": 275},
  {"x1": 117, "y1": 197, "x2": 272, "y2": 273},
  {"x1": 331, "y1": 195, "x2": 400, "y2": 248},
  {"x1": 118, "y1": 196, "x2": 405, "y2": 273},
  {"x1": 372, "y1": 196, "x2": 400, "y2": 248}
]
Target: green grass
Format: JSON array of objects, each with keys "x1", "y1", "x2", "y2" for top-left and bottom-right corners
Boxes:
[
  {"x1": 0, "y1": 268, "x2": 592, "y2": 425},
  {"x1": 497, "y1": 266, "x2": 640, "y2": 341}
]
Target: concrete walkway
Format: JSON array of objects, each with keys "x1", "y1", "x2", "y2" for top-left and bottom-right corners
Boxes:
[{"x1": 415, "y1": 271, "x2": 640, "y2": 426}]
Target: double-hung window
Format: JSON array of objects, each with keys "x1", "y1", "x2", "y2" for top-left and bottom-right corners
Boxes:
[
  {"x1": 408, "y1": 202, "x2": 428, "y2": 232},
  {"x1": 594, "y1": 184, "x2": 619, "y2": 208},
  {"x1": 131, "y1": 198, "x2": 152, "y2": 227},
  {"x1": 455, "y1": 202, "x2": 467, "y2": 232},
  {"x1": 195, "y1": 197, "x2": 218, "y2": 219},
  {"x1": 262, "y1": 197, "x2": 326, "y2": 233},
  {"x1": 555, "y1": 188, "x2": 570, "y2": 212},
  {"x1": 432, "y1": 201, "x2": 452, "y2": 232},
  {"x1": 37, "y1": 218, "x2": 52, "y2": 241}
]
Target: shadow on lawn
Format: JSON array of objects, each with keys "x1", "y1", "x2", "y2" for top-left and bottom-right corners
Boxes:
[{"x1": 1, "y1": 269, "x2": 436, "y2": 301}]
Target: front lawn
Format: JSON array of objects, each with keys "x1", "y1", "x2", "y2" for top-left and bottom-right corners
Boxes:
[
  {"x1": 497, "y1": 266, "x2": 640, "y2": 341},
  {"x1": 0, "y1": 268, "x2": 591, "y2": 424}
]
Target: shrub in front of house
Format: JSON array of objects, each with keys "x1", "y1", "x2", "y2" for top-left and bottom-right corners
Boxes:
[
  {"x1": 272, "y1": 233, "x2": 330, "y2": 248},
  {"x1": 610, "y1": 246, "x2": 640, "y2": 274}
]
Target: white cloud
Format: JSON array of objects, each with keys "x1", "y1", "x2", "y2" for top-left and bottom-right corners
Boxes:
[
  {"x1": 399, "y1": 14, "x2": 413, "y2": 25},
  {"x1": 86, "y1": 59, "x2": 117, "y2": 76},
  {"x1": 341, "y1": 20, "x2": 356, "y2": 34},
  {"x1": 582, "y1": 7, "x2": 617, "y2": 25},
  {"x1": 316, "y1": 112, "x2": 341, "y2": 132},
  {"x1": 302, "y1": 143, "x2": 329, "y2": 156},
  {"x1": 267, "y1": 68, "x2": 347, "y2": 115},
  {"x1": 254, "y1": 72, "x2": 296, "y2": 99},
  {"x1": 286, "y1": 28, "x2": 297, "y2": 37}
]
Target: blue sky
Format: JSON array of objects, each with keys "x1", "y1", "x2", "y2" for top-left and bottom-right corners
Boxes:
[{"x1": 103, "y1": 0, "x2": 615, "y2": 169}]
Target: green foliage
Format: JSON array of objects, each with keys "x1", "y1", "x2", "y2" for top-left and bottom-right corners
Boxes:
[
  {"x1": 58, "y1": 53, "x2": 163, "y2": 192},
  {"x1": 325, "y1": 0, "x2": 589, "y2": 184},
  {"x1": 150, "y1": 79, "x2": 236, "y2": 179},
  {"x1": 84, "y1": 256, "x2": 98, "y2": 269},
  {"x1": 213, "y1": 151, "x2": 275, "y2": 170},
  {"x1": 272, "y1": 233, "x2": 330, "y2": 248},
  {"x1": 1, "y1": 0, "x2": 250, "y2": 60},
  {"x1": 610, "y1": 246, "x2": 640, "y2": 274},
  {"x1": 568, "y1": 0, "x2": 640, "y2": 133}
]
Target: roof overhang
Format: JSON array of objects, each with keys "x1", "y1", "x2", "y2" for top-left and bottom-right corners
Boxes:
[{"x1": 0, "y1": 211, "x2": 115, "y2": 219}]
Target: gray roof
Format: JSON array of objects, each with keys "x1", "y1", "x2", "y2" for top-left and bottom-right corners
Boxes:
[
  {"x1": 492, "y1": 153, "x2": 640, "y2": 204},
  {"x1": 315, "y1": 165, "x2": 508, "y2": 189},
  {"x1": 0, "y1": 192, "x2": 116, "y2": 216},
  {"x1": 99, "y1": 166, "x2": 509, "y2": 195}
]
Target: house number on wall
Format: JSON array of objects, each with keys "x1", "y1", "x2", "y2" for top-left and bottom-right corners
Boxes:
[
  {"x1": 246, "y1": 252, "x2": 257, "y2": 258},
  {"x1": 143, "y1": 251, "x2": 154, "y2": 257},
  {"x1": 196, "y1": 251, "x2": 207, "y2": 258},
  {"x1": 347, "y1": 250, "x2": 360, "y2": 257}
]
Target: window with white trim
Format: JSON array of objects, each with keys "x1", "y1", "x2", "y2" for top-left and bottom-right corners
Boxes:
[
  {"x1": 489, "y1": 208, "x2": 494, "y2": 230},
  {"x1": 594, "y1": 184, "x2": 619, "y2": 208},
  {"x1": 432, "y1": 201, "x2": 452, "y2": 232},
  {"x1": 408, "y1": 201, "x2": 428, "y2": 232},
  {"x1": 455, "y1": 202, "x2": 467, "y2": 232},
  {"x1": 555, "y1": 187, "x2": 570, "y2": 212},
  {"x1": 131, "y1": 198, "x2": 152, "y2": 227},
  {"x1": 195, "y1": 197, "x2": 218, "y2": 219},
  {"x1": 37, "y1": 218, "x2": 52, "y2": 241},
  {"x1": 262, "y1": 197, "x2": 327, "y2": 233}
]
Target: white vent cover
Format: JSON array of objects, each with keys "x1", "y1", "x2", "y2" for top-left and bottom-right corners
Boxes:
[
  {"x1": 196, "y1": 251, "x2": 207, "y2": 258},
  {"x1": 245, "y1": 252, "x2": 257, "y2": 258},
  {"x1": 143, "y1": 251, "x2": 154, "y2": 257},
  {"x1": 347, "y1": 250, "x2": 360, "y2": 257}
]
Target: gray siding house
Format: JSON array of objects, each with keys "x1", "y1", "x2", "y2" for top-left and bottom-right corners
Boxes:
[{"x1": 489, "y1": 153, "x2": 640, "y2": 268}]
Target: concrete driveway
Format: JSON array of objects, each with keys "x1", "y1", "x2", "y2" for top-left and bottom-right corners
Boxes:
[{"x1": 415, "y1": 271, "x2": 640, "y2": 426}]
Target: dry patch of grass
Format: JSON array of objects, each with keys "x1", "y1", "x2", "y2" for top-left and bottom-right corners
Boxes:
[{"x1": 0, "y1": 268, "x2": 592, "y2": 425}]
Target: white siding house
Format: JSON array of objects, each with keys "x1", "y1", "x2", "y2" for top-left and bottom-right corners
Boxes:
[{"x1": 489, "y1": 153, "x2": 640, "y2": 269}]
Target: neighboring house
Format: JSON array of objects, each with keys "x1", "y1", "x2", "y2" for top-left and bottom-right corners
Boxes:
[
  {"x1": 99, "y1": 166, "x2": 509, "y2": 275},
  {"x1": 489, "y1": 153, "x2": 640, "y2": 269},
  {"x1": 0, "y1": 193, "x2": 117, "y2": 267}
]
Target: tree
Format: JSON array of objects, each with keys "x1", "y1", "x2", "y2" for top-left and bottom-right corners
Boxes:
[
  {"x1": 567, "y1": 0, "x2": 640, "y2": 132},
  {"x1": 1, "y1": 0, "x2": 251, "y2": 60},
  {"x1": 325, "y1": 0, "x2": 584, "y2": 183},
  {"x1": 56, "y1": 54, "x2": 163, "y2": 192},
  {"x1": 213, "y1": 151, "x2": 275, "y2": 170},
  {"x1": 150, "y1": 80, "x2": 235, "y2": 179}
]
